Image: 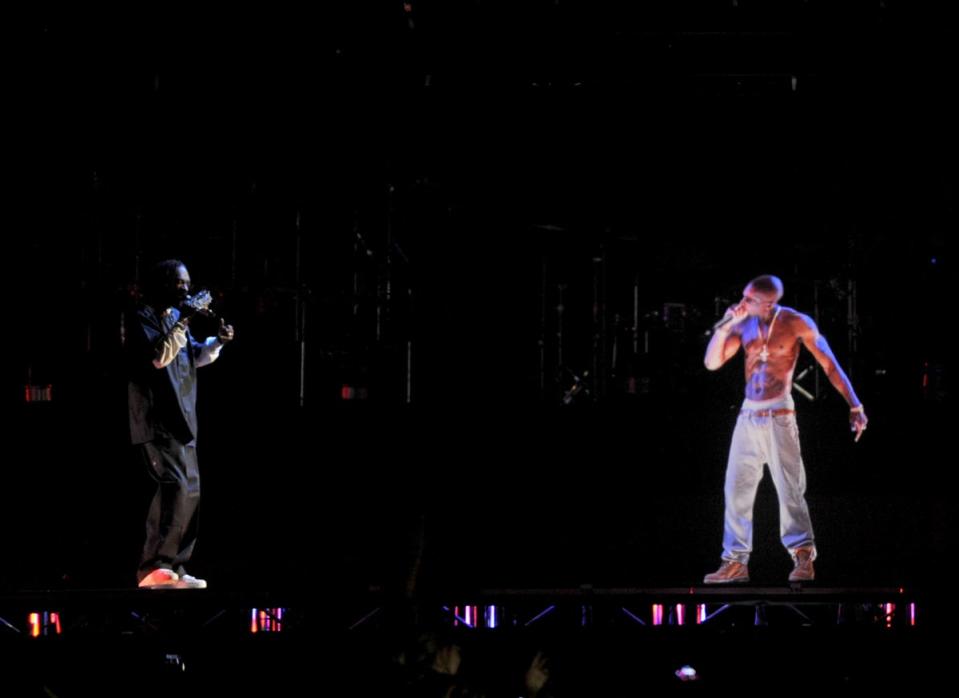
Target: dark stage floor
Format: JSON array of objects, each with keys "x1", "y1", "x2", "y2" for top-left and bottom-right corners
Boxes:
[{"x1": 0, "y1": 584, "x2": 942, "y2": 696}]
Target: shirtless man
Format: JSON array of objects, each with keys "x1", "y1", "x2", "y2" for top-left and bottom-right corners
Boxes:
[{"x1": 702, "y1": 275, "x2": 868, "y2": 584}]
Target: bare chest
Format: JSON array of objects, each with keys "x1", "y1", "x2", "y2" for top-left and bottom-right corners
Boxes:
[{"x1": 741, "y1": 316, "x2": 800, "y2": 365}]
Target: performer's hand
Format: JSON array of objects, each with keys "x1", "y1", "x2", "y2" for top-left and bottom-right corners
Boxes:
[
  {"x1": 850, "y1": 408, "x2": 868, "y2": 442},
  {"x1": 217, "y1": 318, "x2": 235, "y2": 344},
  {"x1": 719, "y1": 301, "x2": 749, "y2": 330}
]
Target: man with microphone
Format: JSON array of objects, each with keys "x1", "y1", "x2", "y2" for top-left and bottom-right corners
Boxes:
[
  {"x1": 702, "y1": 275, "x2": 867, "y2": 584},
  {"x1": 126, "y1": 259, "x2": 235, "y2": 589}
]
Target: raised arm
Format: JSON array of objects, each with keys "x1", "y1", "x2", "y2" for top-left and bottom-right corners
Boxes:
[
  {"x1": 704, "y1": 328, "x2": 742, "y2": 371},
  {"x1": 704, "y1": 302, "x2": 747, "y2": 371}
]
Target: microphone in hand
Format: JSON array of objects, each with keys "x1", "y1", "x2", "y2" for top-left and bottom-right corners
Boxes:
[
  {"x1": 180, "y1": 290, "x2": 215, "y2": 321},
  {"x1": 706, "y1": 302, "x2": 747, "y2": 335}
]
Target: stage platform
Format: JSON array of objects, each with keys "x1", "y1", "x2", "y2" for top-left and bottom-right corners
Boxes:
[
  {"x1": 0, "y1": 584, "x2": 923, "y2": 634},
  {"x1": 1, "y1": 585, "x2": 937, "y2": 695}
]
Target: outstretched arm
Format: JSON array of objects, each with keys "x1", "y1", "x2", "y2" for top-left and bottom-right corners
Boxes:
[{"x1": 796, "y1": 314, "x2": 868, "y2": 441}]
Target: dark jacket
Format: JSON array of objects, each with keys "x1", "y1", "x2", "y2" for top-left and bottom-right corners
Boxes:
[{"x1": 126, "y1": 304, "x2": 204, "y2": 445}]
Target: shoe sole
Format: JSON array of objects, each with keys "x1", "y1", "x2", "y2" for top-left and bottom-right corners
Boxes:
[{"x1": 703, "y1": 577, "x2": 750, "y2": 585}]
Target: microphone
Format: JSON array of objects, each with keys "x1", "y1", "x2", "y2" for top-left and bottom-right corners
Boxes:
[
  {"x1": 712, "y1": 315, "x2": 736, "y2": 332},
  {"x1": 181, "y1": 290, "x2": 216, "y2": 319},
  {"x1": 705, "y1": 314, "x2": 736, "y2": 336}
]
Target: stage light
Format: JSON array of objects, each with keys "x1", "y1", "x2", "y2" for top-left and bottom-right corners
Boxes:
[
  {"x1": 652, "y1": 604, "x2": 664, "y2": 626},
  {"x1": 27, "y1": 611, "x2": 61, "y2": 637},
  {"x1": 250, "y1": 607, "x2": 285, "y2": 633}
]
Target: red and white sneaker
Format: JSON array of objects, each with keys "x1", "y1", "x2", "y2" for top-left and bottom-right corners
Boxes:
[
  {"x1": 138, "y1": 568, "x2": 207, "y2": 589},
  {"x1": 137, "y1": 568, "x2": 180, "y2": 589}
]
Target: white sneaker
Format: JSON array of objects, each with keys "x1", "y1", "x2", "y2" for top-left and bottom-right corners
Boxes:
[{"x1": 179, "y1": 574, "x2": 207, "y2": 589}]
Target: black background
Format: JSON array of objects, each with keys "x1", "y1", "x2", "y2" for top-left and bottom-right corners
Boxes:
[{"x1": 9, "y1": 3, "x2": 954, "y2": 600}]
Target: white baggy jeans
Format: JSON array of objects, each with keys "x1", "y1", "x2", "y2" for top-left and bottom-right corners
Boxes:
[{"x1": 721, "y1": 394, "x2": 817, "y2": 564}]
